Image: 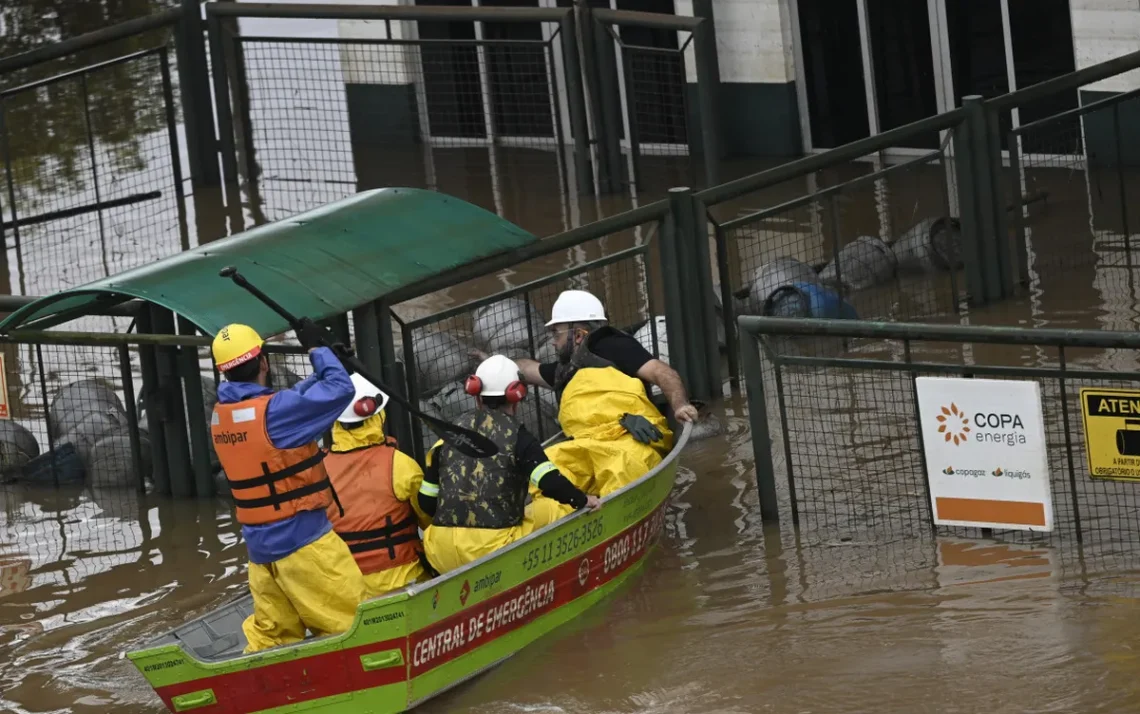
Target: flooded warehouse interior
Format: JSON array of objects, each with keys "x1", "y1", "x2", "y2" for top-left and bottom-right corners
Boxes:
[{"x1": 5, "y1": 0, "x2": 1140, "y2": 712}]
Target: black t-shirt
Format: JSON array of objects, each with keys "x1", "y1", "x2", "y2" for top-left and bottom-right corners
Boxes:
[{"x1": 538, "y1": 330, "x2": 655, "y2": 395}]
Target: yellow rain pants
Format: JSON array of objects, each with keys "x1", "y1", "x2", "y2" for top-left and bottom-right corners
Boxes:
[
  {"x1": 363, "y1": 561, "x2": 429, "y2": 599},
  {"x1": 242, "y1": 529, "x2": 367, "y2": 653},
  {"x1": 545, "y1": 366, "x2": 672, "y2": 496},
  {"x1": 423, "y1": 502, "x2": 560, "y2": 574}
]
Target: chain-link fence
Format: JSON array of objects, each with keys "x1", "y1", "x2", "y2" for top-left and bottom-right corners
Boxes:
[
  {"x1": 711, "y1": 131, "x2": 963, "y2": 381},
  {"x1": 0, "y1": 46, "x2": 186, "y2": 316},
  {"x1": 397, "y1": 242, "x2": 661, "y2": 460},
  {"x1": 0, "y1": 338, "x2": 147, "y2": 496},
  {"x1": 218, "y1": 17, "x2": 576, "y2": 230},
  {"x1": 741, "y1": 318, "x2": 1140, "y2": 575},
  {"x1": 1007, "y1": 89, "x2": 1140, "y2": 331}
]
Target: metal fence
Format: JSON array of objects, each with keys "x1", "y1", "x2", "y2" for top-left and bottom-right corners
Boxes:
[
  {"x1": 0, "y1": 47, "x2": 187, "y2": 304},
  {"x1": 397, "y1": 242, "x2": 661, "y2": 459},
  {"x1": 206, "y1": 3, "x2": 719, "y2": 235},
  {"x1": 740, "y1": 317, "x2": 1140, "y2": 559},
  {"x1": 1007, "y1": 88, "x2": 1140, "y2": 322}
]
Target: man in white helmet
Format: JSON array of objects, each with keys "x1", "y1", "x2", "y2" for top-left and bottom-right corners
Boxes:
[
  {"x1": 474, "y1": 290, "x2": 692, "y2": 502},
  {"x1": 500, "y1": 289, "x2": 699, "y2": 424},
  {"x1": 323, "y1": 373, "x2": 433, "y2": 599},
  {"x1": 418, "y1": 355, "x2": 601, "y2": 574}
]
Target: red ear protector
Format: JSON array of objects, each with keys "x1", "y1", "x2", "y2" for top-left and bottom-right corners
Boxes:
[
  {"x1": 464, "y1": 375, "x2": 528, "y2": 403},
  {"x1": 353, "y1": 395, "x2": 380, "y2": 418}
]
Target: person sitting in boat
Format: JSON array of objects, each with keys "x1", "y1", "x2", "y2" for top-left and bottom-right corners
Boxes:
[
  {"x1": 475, "y1": 290, "x2": 685, "y2": 507},
  {"x1": 324, "y1": 373, "x2": 434, "y2": 599},
  {"x1": 211, "y1": 321, "x2": 366, "y2": 654},
  {"x1": 418, "y1": 354, "x2": 601, "y2": 574}
]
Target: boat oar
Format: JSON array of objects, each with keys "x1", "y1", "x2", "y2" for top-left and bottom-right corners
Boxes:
[{"x1": 217, "y1": 266, "x2": 499, "y2": 459}]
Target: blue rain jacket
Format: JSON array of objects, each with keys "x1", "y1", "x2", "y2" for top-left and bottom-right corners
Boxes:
[{"x1": 216, "y1": 347, "x2": 355, "y2": 564}]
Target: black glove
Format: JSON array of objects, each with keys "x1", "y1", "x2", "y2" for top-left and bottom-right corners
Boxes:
[
  {"x1": 619, "y1": 413, "x2": 662, "y2": 444},
  {"x1": 297, "y1": 317, "x2": 332, "y2": 351}
]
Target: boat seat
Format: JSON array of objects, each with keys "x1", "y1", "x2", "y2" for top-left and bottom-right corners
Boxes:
[{"x1": 150, "y1": 594, "x2": 254, "y2": 662}]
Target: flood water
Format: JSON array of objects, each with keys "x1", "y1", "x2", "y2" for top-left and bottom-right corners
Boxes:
[{"x1": 7, "y1": 6, "x2": 1140, "y2": 714}]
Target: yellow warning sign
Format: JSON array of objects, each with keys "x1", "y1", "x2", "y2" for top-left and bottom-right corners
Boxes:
[{"x1": 1079, "y1": 387, "x2": 1140, "y2": 481}]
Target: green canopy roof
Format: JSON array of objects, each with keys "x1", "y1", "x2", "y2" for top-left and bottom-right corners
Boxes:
[{"x1": 0, "y1": 188, "x2": 538, "y2": 336}]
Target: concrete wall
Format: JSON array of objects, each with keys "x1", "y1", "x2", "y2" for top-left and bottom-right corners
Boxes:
[
  {"x1": 1071, "y1": 0, "x2": 1140, "y2": 93},
  {"x1": 696, "y1": 0, "x2": 802, "y2": 157}
]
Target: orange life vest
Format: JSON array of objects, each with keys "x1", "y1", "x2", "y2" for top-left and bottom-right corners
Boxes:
[
  {"x1": 212, "y1": 394, "x2": 333, "y2": 526},
  {"x1": 324, "y1": 440, "x2": 422, "y2": 575}
]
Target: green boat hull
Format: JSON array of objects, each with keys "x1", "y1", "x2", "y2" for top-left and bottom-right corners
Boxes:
[{"x1": 127, "y1": 424, "x2": 690, "y2": 713}]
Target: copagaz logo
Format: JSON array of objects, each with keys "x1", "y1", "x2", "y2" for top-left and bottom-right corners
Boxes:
[
  {"x1": 936, "y1": 403, "x2": 971, "y2": 445},
  {"x1": 992, "y1": 467, "x2": 1003, "y2": 477},
  {"x1": 942, "y1": 466, "x2": 955, "y2": 475}
]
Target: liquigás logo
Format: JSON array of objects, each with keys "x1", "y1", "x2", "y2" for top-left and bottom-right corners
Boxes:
[{"x1": 935, "y1": 402, "x2": 1027, "y2": 447}]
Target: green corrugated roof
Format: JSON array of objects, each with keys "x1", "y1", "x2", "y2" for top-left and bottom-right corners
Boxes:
[{"x1": 0, "y1": 188, "x2": 538, "y2": 336}]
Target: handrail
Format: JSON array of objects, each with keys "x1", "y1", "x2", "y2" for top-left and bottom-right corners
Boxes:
[
  {"x1": 990, "y1": 47, "x2": 1140, "y2": 111},
  {"x1": 593, "y1": 8, "x2": 703, "y2": 30},
  {"x1": 738, "y1": 316, "x2": 1140, "y2": 349},
  {"x1": 0, "y1": 8, "x2": 181, "y2": 76},
  {"x1": 1013, "y1": 86, "x2": 1140, "y2": 135},
  {"x1": 207, "y1": 2, "x2": 569, "y2": 23},
  {"x1": 387, "y1": 199, "x2": 670, "y2": 304},
  {"x1": 695, "y1": 108, "x2": 966, "y2": 205}
]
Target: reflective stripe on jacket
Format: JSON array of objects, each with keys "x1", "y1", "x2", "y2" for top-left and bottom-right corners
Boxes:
[{"x1": 213, "y1": 394, "x2": 333, "y2": 525}]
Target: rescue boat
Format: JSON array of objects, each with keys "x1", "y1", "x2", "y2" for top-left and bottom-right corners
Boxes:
[{"x1": 126, "y1": 422, "x2": 691, "y2": 713}]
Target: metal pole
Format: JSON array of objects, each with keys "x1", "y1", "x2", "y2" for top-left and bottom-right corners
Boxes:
[
  {"x1": 136, "y1": 307, "x2": 171, "y2": 495},
  {"x1": 1114, "y1": 102, "x2": 1131, "y2": 256},
  {"x1": 400, "y1": 323, "x2": 424, "y2": 460},
  {"x1": 953, "y1": 99, "x2": 987, "y2": 306},
  {"x1": 176, "y1": 0, "x2": 221, "y2": 187},
  {"x1": 80, "y1": 74, "x2": 110, "y2": 277},
  {"x1": 375, "y1": 300, "x2": 413, "y2": 453},
  {"x1": 739, "y1": 323, "x2": 779, "y2": 523},
  {"x1": 119, "y1": 343, "x2": 147, "y2": 493},
  {"x1": 34, "y1": 345, "x2": 57, "y2": 488},
  {"x1": 658, "y1": 210, "x2": 690, "y2": 391},
  {"x1": 159, "y1": 47, "x2": 191, "y2": 252},
  {"x1": 1006, "y1": 127, "x2": 1029, "y2": 287},
  {"x1": 688, "y1": 194, "x2": 721, "y2": 397},
  {"x1": 206, "y1": 11, "x2": 241, "y2": 217},
  {"x1": 151, "y1": 305, "x2": 194, "y2": 498},
  {"x1": 0, "y1": 101, "x2": 27, "y2": 296},
  {"x1": 714, "y1": 221, "x2": 740, "y2": 387},
  {"x1": 558, "y1": 10, "x2": 595, "y2": 196},
  {"x1": 691, "y1": 17, "x2": 721, "y2": 186},
  {"x1": 620, "y1": 44, "x2": 643, "y2": 192},
  {"x1": 178, "y1": 316, "x2": 214, "y2": 497},
  {"x1": 594, "y1": 19, "x2": 625, "y2": 194}
]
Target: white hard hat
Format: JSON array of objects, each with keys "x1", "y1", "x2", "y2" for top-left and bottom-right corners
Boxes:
[
  {"x1": 472, "y1": 354, "x2": 522, "y2": 397},
  {"x1": 338, "y1": 372, "x2": 389, "y2": 423},
  {"x1": 545, "y1": 289, "x2": 607, "y2": 327}
]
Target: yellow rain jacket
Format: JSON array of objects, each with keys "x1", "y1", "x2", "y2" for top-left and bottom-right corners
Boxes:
[
  {"x1": 543, "y1": 366, "x2": 672, "y2": 500},
  {"x1": 328, "y1": 414, "x2": 432, "y2": 599}
]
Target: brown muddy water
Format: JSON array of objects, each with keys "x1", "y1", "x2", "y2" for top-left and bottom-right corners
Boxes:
[{"x1": 8, "y1": 14, "x2": 1140, "y2": 714}]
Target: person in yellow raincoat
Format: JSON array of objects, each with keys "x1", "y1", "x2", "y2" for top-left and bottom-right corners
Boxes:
[
  {"x1": 418, "y1": 355, "x2": 600, "y2": 574},
  {"x1": 324, "y1": 373, "x2": 434, "y2": 599},
  {"x1": 210, "y1": 321, "x2": 366, "y2": 654},
  {"x1": 486, "y1": 291, "x2": 693, "y2": 517}
]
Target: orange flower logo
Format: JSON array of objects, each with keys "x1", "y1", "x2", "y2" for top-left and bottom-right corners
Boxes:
[{"x1": 936, "y1": 403, "x2": 970, "y2": 445}]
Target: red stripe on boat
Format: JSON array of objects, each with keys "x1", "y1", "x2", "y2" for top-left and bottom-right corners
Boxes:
[
  {"x1": 153, "y1": 639, "x2": 406, "y2": 713},
  {"x1": 151, "y1": 502, "x2": 667, "y2": 713}
]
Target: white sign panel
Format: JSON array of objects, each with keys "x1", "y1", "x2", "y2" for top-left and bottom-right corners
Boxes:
[{"x1": 915, "y1": 377, "x2": 1053, "y2": 532}]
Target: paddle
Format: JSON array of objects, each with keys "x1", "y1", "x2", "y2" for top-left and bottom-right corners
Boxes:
[{"x1": 218, "y1": 266, "x2": 499, "y2": 458}]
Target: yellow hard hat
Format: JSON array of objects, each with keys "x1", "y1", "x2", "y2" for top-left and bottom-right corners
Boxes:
[{"x1": 212, "y1": 323, "x2": 264, "y2": 372}]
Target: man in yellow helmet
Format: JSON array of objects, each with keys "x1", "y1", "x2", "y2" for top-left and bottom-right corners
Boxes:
[{"x1": 210, "y1": 320, "x2": 366, "y2": 653}]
